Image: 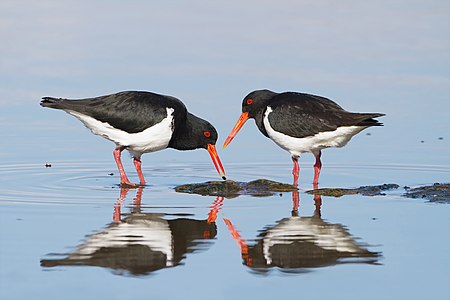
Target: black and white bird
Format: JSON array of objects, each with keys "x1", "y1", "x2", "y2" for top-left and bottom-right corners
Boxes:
[
  {"x1": 40, "y1": 91, "x2": 226, "y2": 187},
  {"x1": 223, "y1": 90, "x2": 384, "y2": 185}
]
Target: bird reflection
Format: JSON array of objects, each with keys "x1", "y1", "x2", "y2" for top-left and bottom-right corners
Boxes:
[
  {"x1": 41, "y1": 188, "x2": 223, "y2": 276},
  {"x1": 224, "y1": 187, "x2": 380, "y2": 274}
]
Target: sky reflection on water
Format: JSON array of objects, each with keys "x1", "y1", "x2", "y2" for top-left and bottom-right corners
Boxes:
[
  {"x1": 1, "y1": 162, "x2": 449, "y2": 299},
  {"x1": 1, "y1": 0, "x2": 450, "y2": 299},
  {"x1": 40, "y1": 188, "x2": 381, "y2": 277}
]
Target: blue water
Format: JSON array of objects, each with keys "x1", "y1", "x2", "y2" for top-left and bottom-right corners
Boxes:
[
  {"x1": 1, "y1": 156, "x2": 450, "y2": 299},
  {"x1": 1, "y1": 1, "x2": 450, "y2": 299}
]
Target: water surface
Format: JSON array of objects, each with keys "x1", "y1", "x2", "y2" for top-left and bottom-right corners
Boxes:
[{"x1": 1, "y1": 161, "x2": 449, "y2": 299}]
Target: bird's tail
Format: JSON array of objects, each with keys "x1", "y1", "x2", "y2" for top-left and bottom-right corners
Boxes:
[
  {"x1": 356, "y1": 113, "x2": 385, "y2": 127},
  {"x1": 40, "y1": 97, "x2": 65, "y2": 109}
]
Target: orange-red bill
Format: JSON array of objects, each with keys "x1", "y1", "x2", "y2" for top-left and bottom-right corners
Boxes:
[
  {"x1": 207, "y1": 144, "x2": 226, "y2": 180},
  {"x1": 222, "y1": 112, "x2": 249, "y2": 149}
]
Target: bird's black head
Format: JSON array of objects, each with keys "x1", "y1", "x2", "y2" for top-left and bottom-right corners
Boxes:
[
  {"x1": 170, "y1": 113, "x2": 218, "y2": 150},
  {"x1": 222, "y1": 89, "x2": 277, "y2": 149},
  {"x1": 242, "y1": 89, "x2": 277, "y2": 118},
  {"x1": 189, "y1": 116, "x2": 219, "y2": 150},
  {"x1": 170, "y1": 113, "x2": 226, "y2": 179}
]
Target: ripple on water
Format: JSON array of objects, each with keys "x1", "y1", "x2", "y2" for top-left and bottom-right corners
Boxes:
[{"x1": 0, "y1": 161, "x2": 449, "y2": 206}]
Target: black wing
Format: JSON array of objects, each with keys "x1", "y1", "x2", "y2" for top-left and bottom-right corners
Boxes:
[
  {"x1": 41, "y1": 91, "x2": 187, "y2": 133},
  {"x1": 266, "y1": 92, "x2": 384, "y2": 138}
]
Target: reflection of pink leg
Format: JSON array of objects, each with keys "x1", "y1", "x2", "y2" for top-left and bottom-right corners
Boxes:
[
  {"x1": 133, "y1": 158, "x2": 146, "y2": 186},
  {"x1": 113, "y1": 187, "x2": 144, "y2": 222},
  {"x1": 292, "y1": 156, "x2": 300, "y2": 186},
  {"x1": 113, "y1": 188, "x2": 131, "y2": 222},
  {"x1": 113, "y1": 146, "x2": 137, "y2": 187},
  {"x1": 292, "y1": 190, "x2": 300, "y2": 214},
  {"x1": 312, "y1": 182, "x2": 322, "y2": 217},
  {"x1": 133, "y1": 187, "x2": 144, "y2": 206},
  {"x1": 313, "y1": 151, "x2": 322, "y2": 185}
]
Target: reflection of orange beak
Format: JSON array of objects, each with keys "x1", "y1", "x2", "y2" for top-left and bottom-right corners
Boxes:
[
  {"x1": 207, "y1": 144, "x2": 226, "y2": 180},
  {"x1": 222, "y1": 112, "x2": 249, "y2": 149}
]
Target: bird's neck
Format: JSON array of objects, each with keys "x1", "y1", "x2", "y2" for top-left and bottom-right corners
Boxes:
[
  {"x1": 169, "y1": 113, "x2": 200, "y2": 150},
  {"x1": 250, "y1": 91, "x2": 276, "y2": 138},
  {"x1": 253, "y1": 108, "x2": 270, "y2": 138}
]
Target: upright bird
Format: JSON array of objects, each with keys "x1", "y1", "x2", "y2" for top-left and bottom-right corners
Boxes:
[
  {"x1": 222, "y1": 90, "x2": 384, "y2": 186},
  {"x1": 41, "y1": 91, "x2": 226, "y2": 187}
]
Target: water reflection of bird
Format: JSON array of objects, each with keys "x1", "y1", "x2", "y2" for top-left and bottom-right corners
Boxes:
[
  {"x1": 40, "y1": 91, "x2": 226, "y2": 187},
  {"x1": 223, "y1": 90, "x2": 384, "y2": 185},
  {"x1": 224, "y1": 190, "x2": 380, "y2": 274},
  {"x1": 41, "y1": 188, "x2": 224, "y2": 276}
]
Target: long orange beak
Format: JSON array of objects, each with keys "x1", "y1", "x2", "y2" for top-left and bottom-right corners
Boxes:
[
  {"x1": 222, "y1": 112, "x2": 249, "y2": 149},
  {"x1": 207, "y1": 144, "x2": 226, "y2": 180}
]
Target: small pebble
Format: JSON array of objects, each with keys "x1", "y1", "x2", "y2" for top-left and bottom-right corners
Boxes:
[
  {"x1": 420, "y1": 140, "x2": 424, "y2": 143},
  {"x1": 45, "y1": 163, "x2": 52, "y2": 168},
  {"x1": 438, "y1": 137, "x2": 443, "y2": 140},
  {"x1": 366, "y1": 132, "x2": 371, "y2": 136},
  {"x1": 108, "y1": 173, "x2": 114, "y2": 176}
]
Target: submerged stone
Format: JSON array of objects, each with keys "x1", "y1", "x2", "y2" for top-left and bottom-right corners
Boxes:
[
  {"x1": 404, "y1": 183, "x2": 450, "y2": 203},
  {"x1": 175, "y1": 179, "x2": 297, "y2": 198},
  {"x1": 306, "y1": 183, "x2": 400, "y2": 197}
]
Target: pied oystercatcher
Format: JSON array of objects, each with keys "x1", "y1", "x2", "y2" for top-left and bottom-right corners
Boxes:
[
  {"x1": 222, "y1": 89, "x2": 384, "y2": 185},
  {"x1": 41, "y1": 91, "x2": 226, "y2": 187}
]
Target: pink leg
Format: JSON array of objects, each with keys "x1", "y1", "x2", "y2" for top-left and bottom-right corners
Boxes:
[
  {"x1": 113, "y1": 146, "x2": 137, "y2": 187},
  {"x1": 133, "y1": 158, "x2": 146, "y2": 186},
  {"x1": 292, "y1": 156, "x2": 300, "y2": 186},
  {"x1": 313, "y1": 151, "x2": 322, "y2": 185}
]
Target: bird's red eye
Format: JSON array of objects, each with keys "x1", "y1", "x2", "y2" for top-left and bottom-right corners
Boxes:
[
  {"x1": 203, "y1": 131, "x2": 211, "y2": 137},
  {"x1": 247, "y1": 99, "x2": 253, "y2": 105}
]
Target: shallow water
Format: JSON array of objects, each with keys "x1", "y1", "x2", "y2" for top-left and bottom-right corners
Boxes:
[
  {"x1": 1, "y1": 160, "x2": 449, "y2": 300},
  {"x1": 2, "y1": 1, "x2": 450, "y2": 298}
]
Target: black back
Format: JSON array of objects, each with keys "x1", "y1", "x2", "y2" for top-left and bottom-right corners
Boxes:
[{"x1": 41, "y1": 91, "x2": 187, "y2": 134}]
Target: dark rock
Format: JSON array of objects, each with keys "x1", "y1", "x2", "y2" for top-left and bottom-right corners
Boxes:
[
  {"x1": 175, "y1": 179, "x2": 297, "y2": 198},
  {"x1": 306, "y1": 183, "x2": 400, "y2": 197},
  {"x1": 404, "y1": 183, "x2": 450, "y2": 203}
]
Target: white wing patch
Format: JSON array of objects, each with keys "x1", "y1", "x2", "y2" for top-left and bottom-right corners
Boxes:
[
  {"x1": 67, "y1": 107, "x2": 175, "y2": 157},
  {"x1": 263, "y1": 106, "x2": 366, "y2": 157}
]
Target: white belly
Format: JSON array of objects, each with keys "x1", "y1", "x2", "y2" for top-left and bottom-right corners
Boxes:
[
  {"x1": 263, "y1": 107, "x2": 366, "y2": 157},
  {"x1": 68, "y1": 107, "x2": 175, "y2": 157}
]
